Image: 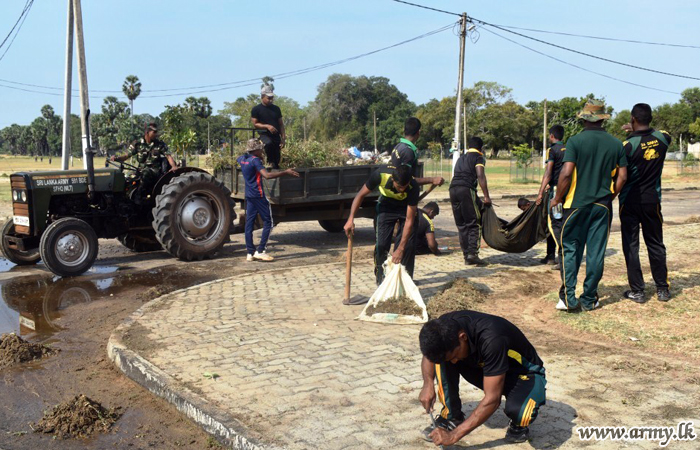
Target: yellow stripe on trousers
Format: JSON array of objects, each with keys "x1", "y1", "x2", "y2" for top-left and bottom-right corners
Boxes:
[
  {"x1": 435, "y1": 363, "x2": 449, "y2": 419},
  {"x1": 521, "y1": 398, "x2": 536, "y2": 427}
]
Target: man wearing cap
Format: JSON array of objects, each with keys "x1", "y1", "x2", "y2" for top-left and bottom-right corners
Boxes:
[
  {"x1": 551, "y1": 100, "x2": 628, "y2": 312},
  {"x1": 251, "y1": 85, "x2": 285, "y2": 169},
  {"x1": 111, "y1": 122, "x2": 177, "y2": 202},
  {"x1": 237, "y1": 139, "x2": 299, "y2": 262},
  {"x1": 618, "y1": 103, "x2": 672, "y2": 304}
]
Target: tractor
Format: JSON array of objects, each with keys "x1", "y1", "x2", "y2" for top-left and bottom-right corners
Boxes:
[{"x1": 2, "y1": 139, "x2": 234, "y2": 277}]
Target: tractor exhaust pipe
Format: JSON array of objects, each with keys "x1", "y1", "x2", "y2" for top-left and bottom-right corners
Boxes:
[{"x1": 84, "y1": 109, "x2": 96, "y2": 203}]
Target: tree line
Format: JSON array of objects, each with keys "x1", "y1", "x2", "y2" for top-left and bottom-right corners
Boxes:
[{"x1": 2, "y1": 73, "x2": 699, "y2": 159}]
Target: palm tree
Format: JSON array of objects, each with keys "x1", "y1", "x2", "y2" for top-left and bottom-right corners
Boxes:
[{"x1": 122, "y1": 75, "x2": 142, "y2": 116}]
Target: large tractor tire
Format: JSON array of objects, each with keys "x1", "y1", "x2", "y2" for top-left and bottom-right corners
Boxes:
[
  {"x1": 1, "y1": 220, "x2": 41, "y2": 265},
  {"x1": 39, "y1": 218, "x2": 99, "y2": 277},
  {"x1": 118, "y1": 231, "x2": 163, "y2": 253},
  {"x1": 152, "y1": 171, "x2": 232, "y2": 261},
  {"x1": 318, "y1": 219, "x2": 346, "y2": 233}
]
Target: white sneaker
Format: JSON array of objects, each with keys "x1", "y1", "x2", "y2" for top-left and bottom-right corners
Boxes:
[
  {"x1": 246, "y1": 254, "x2": 254, "y2": 262},
  {"x1": 253, "y1": 251, "x2": 274, "y2": 262},
  {"x1": 555, "y1": 299, "x2": 568, "y2": 310}
]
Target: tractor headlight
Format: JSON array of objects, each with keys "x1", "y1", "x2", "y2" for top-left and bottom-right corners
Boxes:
[
  {"x1": 20, "y1": 191, "x2": 27, "y2": 202},
  {"x1": 12, "y1": 190, "x2": 19, "y2": 201}
]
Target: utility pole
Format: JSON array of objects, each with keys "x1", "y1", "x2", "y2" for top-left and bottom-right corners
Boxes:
[
  {"x1": 542, "y1": 98, "x2": 548, "y2": 167},
  {"x1": 463, "y1": 102, "x2": 467, "y2": 150},
  {"x1": 303, "y1": 116, "x2": 307, "y2": 141},
  {"x1": 72, "y1": 0, "x2": 91, "y2": 169},
  {"x1": 452, "y1": 13, "x2": 467, "y2": 176},
  {"x1": 373, "y1": 110, "x2": 378, "y2": 152},
  {"x1": 61, "y1": 0, "x2": 74, "y2": 170}
]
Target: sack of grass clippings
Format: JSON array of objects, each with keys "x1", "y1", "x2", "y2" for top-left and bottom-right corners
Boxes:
[{"x1": 358, "y1": 257, "x2": 428, "y2": 325}]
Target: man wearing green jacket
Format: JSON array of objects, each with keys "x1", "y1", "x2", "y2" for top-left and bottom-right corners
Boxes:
[{"x1": 551, "y1": 100, "x2": 628, "y2": 312}]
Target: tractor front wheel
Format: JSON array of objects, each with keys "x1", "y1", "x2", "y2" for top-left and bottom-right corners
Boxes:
[{"x1": 39, "y1": 218, "x2": 98, "y2": 277}]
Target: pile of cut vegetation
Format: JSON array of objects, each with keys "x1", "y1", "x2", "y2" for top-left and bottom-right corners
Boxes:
[
  {"x1": 366, "y1": 295, "x2": 424, "y2": 317},
  {"x1": 208, "y1": 136, "x2": 352, "y2": 171},
  {"x1": 33, "y1": 394, "x2": 122, "y2": 439},
  {"x1": 0, "y1": 333, "x2": 58, "y2": 369},
  {"x1": 426, "y1": 278, "x2": 487, "y2": 319}
]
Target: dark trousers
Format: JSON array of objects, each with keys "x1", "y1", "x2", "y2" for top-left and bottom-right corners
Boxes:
[
  {"x1": 450, "y1": 186, "x2": 483, "y2": 259},
  {"x1": 374, "y1": 210, "x2": 417, "y2": 285},
  {"x1": 620, "y1": 202, "x2": 669, "y2": 291},
  {"x1": 260, "y1": 134, "x2": 281, "y2": 169},
  {"x1": 560, "y1": 198, "x2": 612, "y2": 310},
  {"x1": 245, "y1": 196, "x2": 273, "y2": 255},
  {"x1": 435, "y1": 362, "x2": 547, "y2": 427}
]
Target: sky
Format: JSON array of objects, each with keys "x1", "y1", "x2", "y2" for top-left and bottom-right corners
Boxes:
[{"x1": 0, "y1": 0, "x2": 699, "y2": 129}]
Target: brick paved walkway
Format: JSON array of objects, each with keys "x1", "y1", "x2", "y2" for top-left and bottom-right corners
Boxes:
[{"x1": 109, "y1": 232, "x2": 700, "y2": 449}]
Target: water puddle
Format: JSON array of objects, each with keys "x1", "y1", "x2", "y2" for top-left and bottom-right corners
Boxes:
[
  {"x1": 0, "y1": 257, "x2": 17, "y2": 273},
  {"x1": 0, "y1": 267, "x2": 213, "y2": 339}
]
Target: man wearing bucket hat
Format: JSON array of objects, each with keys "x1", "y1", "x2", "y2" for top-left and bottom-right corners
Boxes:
[
  {"x1": 550, "y1": 99, "x2": 628, "y2": 312},
  {"x1": 237, "y1": 138, "x2": 299, "y2": 262},
  {"x1": 251, "y1": 85, "x2": 286, "y2": 169}
]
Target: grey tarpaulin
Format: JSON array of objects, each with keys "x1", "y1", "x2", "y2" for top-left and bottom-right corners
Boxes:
[{"x1": 482, "y1": 201, "x2": 549, "y2": 253}]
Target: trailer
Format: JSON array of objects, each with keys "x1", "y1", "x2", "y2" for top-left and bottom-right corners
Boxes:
[{"x1": 215, "y1": 163, "x2": 423, "y2": 233}]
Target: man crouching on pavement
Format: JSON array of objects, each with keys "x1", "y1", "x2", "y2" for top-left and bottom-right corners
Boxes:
[{"x1": 419, "y1": 310, "x2": 547, "y2": 446}]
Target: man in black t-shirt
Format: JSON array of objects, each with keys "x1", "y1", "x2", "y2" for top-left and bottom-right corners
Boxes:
[
  {"x1": 415, "y1": 202, "x2": 441, "y2": 255},
  {"x1": 536, "y1": 125, "x2": 566, "y2": 268},
  {"x1": 618, "y1": 103, "x2": 671, "y2": 303},
  {"x1": 389, "y1": 117, "x2": 421, "y2": 177},
  {"x1": 344, "y1": 165, "x2": 420, "y2": 285},
  {"x1": 419, "y1": 310, "x2": 547, "y2": 446},
  {"x1": 251, "y1": 85, "x2": 285, "y2": 169},
  {"x1": 450, "y1": 136, "x2": 492, "y2": 265}
]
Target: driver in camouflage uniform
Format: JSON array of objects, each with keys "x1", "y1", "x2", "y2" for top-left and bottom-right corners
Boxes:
[{"x1": 112, "y1": 123, "x2": 177, "y2": 202}]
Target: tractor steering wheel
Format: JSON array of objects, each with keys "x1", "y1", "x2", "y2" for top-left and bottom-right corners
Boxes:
[{"x1": 106, "y1": 158, "x2": 139, "y2": 172}]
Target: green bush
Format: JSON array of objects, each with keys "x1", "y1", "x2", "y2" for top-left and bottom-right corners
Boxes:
[{"x1": 512, "y1": 143, "x2": 534, "y2": 168}]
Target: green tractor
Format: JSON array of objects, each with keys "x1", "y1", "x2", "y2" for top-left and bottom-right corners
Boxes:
[{"x1": 2, "y1": 144, "x2": 234, "y2": 277}]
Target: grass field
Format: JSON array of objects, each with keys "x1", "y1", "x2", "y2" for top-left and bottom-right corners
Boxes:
[{"x1": 0, "y1": 155, "x2": 696, "y2": 213}]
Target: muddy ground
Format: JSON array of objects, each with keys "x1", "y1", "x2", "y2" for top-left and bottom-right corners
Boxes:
[{"x1": 0, "y1": 189, "x2": 699, "y2": 449}]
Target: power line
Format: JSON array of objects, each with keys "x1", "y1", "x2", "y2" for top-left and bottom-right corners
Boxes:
[
  {"x1": 479, "y1": 26, "x2": 680, "y2": 95},
  {"x1": 489, "y1": 24, "x2": 700, "y2": 50},
  {"x1": 389, "y1": 0, "x2": 460, "y2": 17},
  {"x1": 472, "y1": 18, "x2": 700, "y2": 82},
  {"x1": 0, "y1": 0, "x2": 34, "y2": 63},
  {"x1": 0, "y1": 22, "x2": 455, "y2": 99},
  {"x1": 0, "y1": 0, "x2": 32, "y2": 50}
]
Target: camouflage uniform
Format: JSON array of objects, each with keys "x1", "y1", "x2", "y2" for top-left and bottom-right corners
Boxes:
[{"x1": 127, "y1": 137, "x2": 172, "y2": 186}]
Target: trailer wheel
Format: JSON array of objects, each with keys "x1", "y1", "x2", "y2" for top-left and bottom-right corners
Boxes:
[
  {"x1": 118, "y1": 231, "x2": 163, "y2": 253},
  {"x1": 39, "y1": 218, "x2": 98, "y2": 277},
  {"x1": 1, "y1": 221, "x2": 41, "y2": 265},
  {"x1": 318, "y1": 219, "x2": 346, "y2": 233},
  {"x1": 152, "y1": 171, "x2": 232, "y2": 261}
]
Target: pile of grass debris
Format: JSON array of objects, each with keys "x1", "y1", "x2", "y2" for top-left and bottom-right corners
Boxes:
[
  {"x1": 0, "y1": 333, "x2": 58, "y2": 369},
  {"x1": 426, "y1": 278, "x2": 487, "y2": 319},
  {"x1": 367, "y1": 296, "x2": 424, "y2": 317},
  {"x1": 33, "y1": 394, "x2": 122, "y2": 439}
]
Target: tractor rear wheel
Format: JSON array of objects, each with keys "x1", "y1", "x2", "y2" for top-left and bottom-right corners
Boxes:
[
  {"x1": 1, "y1": 220, "x2": 41, "y2": 265},
  {"x1": 152, "y1": 172, "x2": 232, "y2": 261},
  {"x1": 39, "y1": 218, "x2": 98, "y2": 277},
  {"x1": 118, "y1": 231, "x2": 162, "y2": 253}
]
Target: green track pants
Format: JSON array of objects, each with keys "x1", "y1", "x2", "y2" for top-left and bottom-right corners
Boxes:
[{"x1": 560, "y1": 198, "x2": 612, "y2": 310}]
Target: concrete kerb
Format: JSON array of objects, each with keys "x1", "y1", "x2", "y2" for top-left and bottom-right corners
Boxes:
[
  {"x1": 106, "y1": 261, "x2": 378, "y2": 449},
  {"x1": 107, "y1": 275, "x2": 281, "y2": 450}
]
